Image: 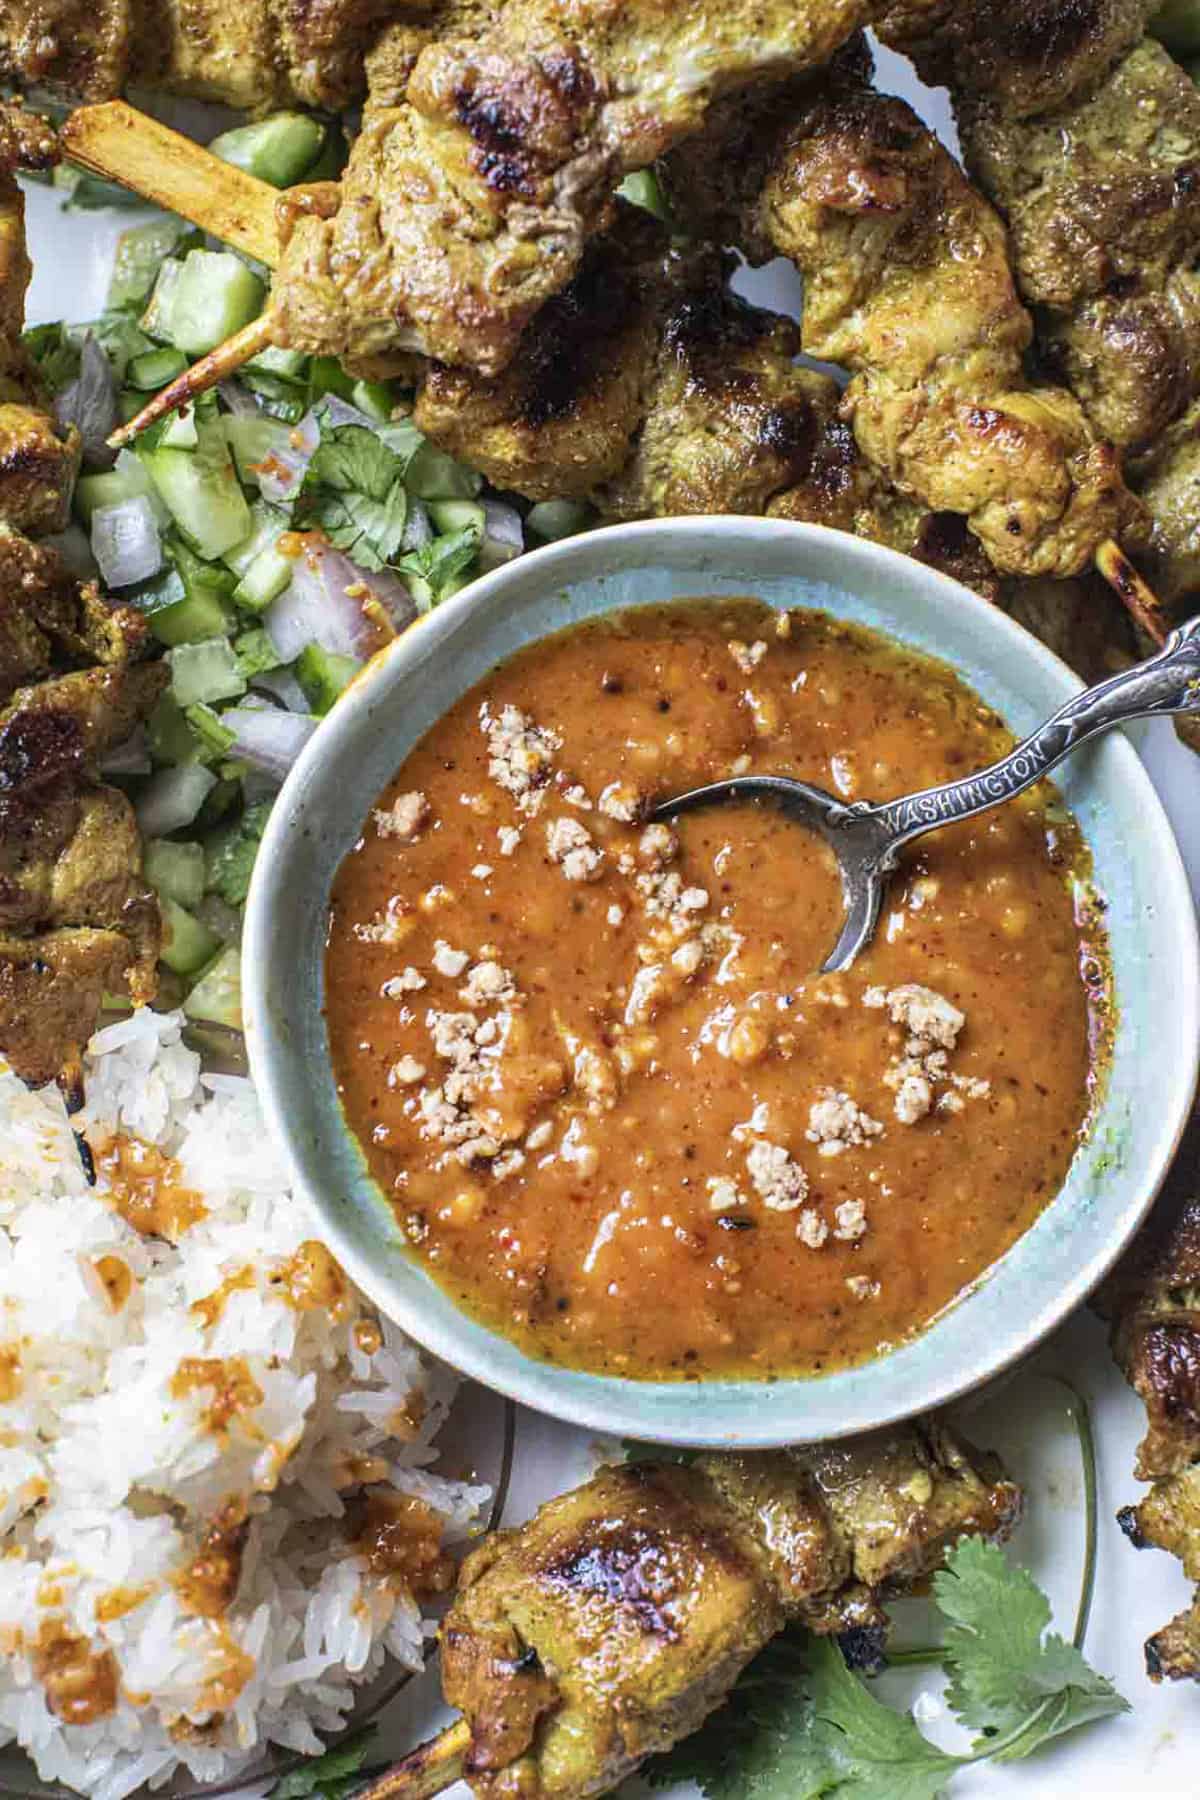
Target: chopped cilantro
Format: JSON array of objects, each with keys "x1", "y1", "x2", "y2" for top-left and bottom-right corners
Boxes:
[
  {"x1": 271, "y1": 1726, "x2": 379, "y2": 1799},
  {"x1": 646, "y1": 1534, "x2": 1127, "y2": 1800},
  {"x1": 306, "y1": 420, "x2": 406, "y2": 500},
  {"x1": 307, "y1": 484, "x2": 408, "y2": 570},
  {"x1": 395, "y1": 523, "x2": 481, "y2": 609}
]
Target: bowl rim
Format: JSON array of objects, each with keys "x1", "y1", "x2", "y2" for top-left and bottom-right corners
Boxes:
[{"x1": 244, "y1": 516, "x2": 1200, "y2": 1446}]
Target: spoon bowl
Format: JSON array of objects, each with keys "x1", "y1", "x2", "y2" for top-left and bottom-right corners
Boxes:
[{"x1": 654, "y1": 616, "x2": 1200, "y2": 970}]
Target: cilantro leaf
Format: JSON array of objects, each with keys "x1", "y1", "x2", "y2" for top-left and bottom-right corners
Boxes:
[
  {"x1": 395, "y1": 524, "x2": 481, "y2": 609},
  {"x1": 204, "y1": 800, "x2": 273, "y2": 907},
  {"x1": 306, "y1": 483, "x2": 408, "y2": 570},
  {"x1": 646, "y1": 1635, "x2": 842, "y2": 1800},
  {"x1": 306, "y1": 421, "x2": 405, "y2": 500},
  {"x1": 806, "y1": 1637, "x2": 958, "y2": 1800},
  {"x1": 935, "y1": 1537, "x2": 1127, "y2": 1754},
  {"x1": 272, "y1": 1726, "x2": 377, "y2": 1799},
  {"x1": 233, "y1": 627, "x2": 283, "y2": 679}
]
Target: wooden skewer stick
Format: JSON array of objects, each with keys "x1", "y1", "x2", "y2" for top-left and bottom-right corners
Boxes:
[
  {"x1": 354, "y1": 1718, "x2": 471, "y2": 1800},
  {"x1": 61, "y1": 103, "x2": 281, "y2": 266},
  {"x1": 1093, "y1": 535, "x2": 1171, "y2": 649},
  {"x1": 108, "y1": 313, "x2": 276, "y2": 447}
]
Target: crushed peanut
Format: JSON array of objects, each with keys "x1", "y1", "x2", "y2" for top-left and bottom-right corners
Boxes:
[
  {"x1": 546, "y1": 816, "x2": 604, "y2": 881},
  {"x1": 374, "y1": 791, "x2": 429, "y2": 841},
  {"x1": 745, "y1": 1140, "x2": 809, "y2": 1212},
  {"x1": 806, "y1": 1089, "x2": 884, "y2": 1156}
]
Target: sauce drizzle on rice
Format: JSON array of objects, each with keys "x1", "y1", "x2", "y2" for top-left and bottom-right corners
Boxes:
[{"x1": 92, "y1": 1133, "x2": 207, "y2": 1238}]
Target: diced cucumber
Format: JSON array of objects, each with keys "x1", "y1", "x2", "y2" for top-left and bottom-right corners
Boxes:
[
  {"x1": 195, "y1": 776, "x2": 242, "y2": 830},
  {"x1": 526, "y1": 498, "x2": 593, "y2": 542},
  {"x1": 165, "y1": 251, "x2": 266, "y2": 357},
  {"x1": 159, "y1": 406, "x2": 199, "y2": 450},
  {"x1": 222, "y1": 501, "x2": 288, "y2": 575},
  {"x1": 405, "y1": 441, "x2": 483, "y2": 500},
  {"x1": 147, "y1": 693, "x2": 197, "y2": 765},
  {"x1": 308, "y1": 356, "x2": 355, "y2": 404},
  {"x1": 127, "y1": 345, "x2": 189, "y2": 391},
  {"x1": 185, "y1": 702, "x2": 237, "y2": 758},
  {"x1": 76, "y1": 455, "x2": 162, "y2": 526},
  {"x1": 349, "y1": 379, "x2": 394, "y2": 423},
  {"x1": 296, "y1": 643, "x2": 358, "y2": 715},
  {"x1": 428, "y1": 499, "x2": 485, "y2": 535},
  {"x1": 141, "y1": 415, "x2": 252, "y2": 559},
  {"x1": 224, "y1": 413, "x2": 295, "y2": 488},
  {"x1": 182, "y1": 945, "x2": 243, "y2": 1029},
  {"x1": 109, "y1": 218, "x2": 199, "y2": 311},
  {"x1": 141, "y1": 260, "x2": 183, "y2": 343},
  {"x1": 209, "y1": 113, "x2": 326, "y2": 189},
  {"x1": 233, "y1": 626, "x2": 282, "y2": 677},
  {"x1": 246, "y1": 344, "x2": 307, "y2": 379},
  {"x1": 240, "y1": 369, "x2": 306, "y2": 423},
  {"x1": 152, "y1": 589, "x2": 234, "y2": 646},
  {"x1": 234, "y1": 541, "x2": 293, "y2": 612},
  {"x1": 168, "y1": 638, "x2": 246, "y2": 707},
  {"x1": 160, "y1": 897, "x2": 221, "y2": 977},
  {"x1": 144, "y1": 838, "x2": 205, "y2": 909},
  {"x1": 167, "y1": 534, "x2": 237, "y2": 603}
]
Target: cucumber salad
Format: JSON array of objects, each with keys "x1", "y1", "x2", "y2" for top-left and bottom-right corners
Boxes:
[{"x1": 25, "y1": 112, "x2": 591, "y2": 1032}]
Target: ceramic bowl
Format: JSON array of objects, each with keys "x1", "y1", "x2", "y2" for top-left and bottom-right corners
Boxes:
[{"x1": 243, "y1": 518, "x2": 1200, "y2": 1446}]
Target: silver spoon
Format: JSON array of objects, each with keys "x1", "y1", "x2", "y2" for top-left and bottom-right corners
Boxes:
[{"x1": 652, "y1": 615, "x2": 1200, "y2": 973}]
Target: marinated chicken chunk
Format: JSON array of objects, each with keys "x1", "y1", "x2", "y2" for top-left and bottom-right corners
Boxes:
[
  {"x1": 415, "y1": 202, "x2": 668, "y2": 500},
  {"x1": 964, "y1": 38, "x2": 1200, "y2": 453},
  {"x1": 0, "y1": 924, "x2": 151, "y2": 1086},
  {"x1": 0, "y1": 175, "x2": 78, "y2": 533},
  {"x1": 1132, "y1": 403, "x2": 1200, "y2": 606},
  {"x1": 660, "y1": 53, "x2": 1134, "y2": 579},
  {"x1": 877, "y1": 0, "x2": 1158, "y2": 118},
  {"x1": 439, "y1": 1425, "x2": 1019, "y2": 1799},
  {"x1": 0, "y1": 662, "x2": 165, "y2": 796},
  {"x1": 271, "y1": 0, "x2": 882, "y2": 374},
  {"x1": 0, "y1": 528, "x2": 147, "y2": 699},
  {"x1": 1103, "y1": 1108, "x2": 1200, "y2": 1681}
]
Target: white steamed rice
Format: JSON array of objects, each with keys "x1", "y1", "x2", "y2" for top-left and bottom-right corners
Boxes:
[{"x1": 0, "y1": 1008, "x2": 490, "y2": 1800}]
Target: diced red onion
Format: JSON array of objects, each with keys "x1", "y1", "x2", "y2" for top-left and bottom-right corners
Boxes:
[
  {"x1": 482, "y1": 498, "x2": 523, "y2": 556},
  {"x1": 402, "y1": 498, "x2": 433, "y2": 552},
  {"x1": 357, "y1": 562, "x2": 417, "y2": 633},
  {"x1": 55, "y1": 334, "x2": 118, "y2": 470},
  {"x1": 224, "y1": 706, "x2": 317, "y2": 781},
  {"x1": 252, "y1": 669, "x2": 310, "y2": 713},
  {"x1": 136, "y1": 764, "x2": 216, "y2": 837},
  {"x1": 44, "y1": 523, "x2": 98, "y2": 580},
  {"x1": 91, "y1": 495, "x2": 163, "y2": 589},
  {"x1": 217, "y1": 378, "x2": 261, "y2": 418},
  {"x1": 265, "y1": 541, "x2": 384, "y2": 661},
  {"x1": 256, "y1": 409, "x2": 320, "y2": 504},
  {"x1": 317, "y1": 395, "x2": 383, "y2": 434},
  {"x1": 99, "y1": 725, "x2": 151, "y2": 776}
]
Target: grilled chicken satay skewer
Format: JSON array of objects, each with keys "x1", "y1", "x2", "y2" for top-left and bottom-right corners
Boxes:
[
  {"x1": 357, "y1": 1426, "x2": 1021, "y2": 1800},
  {"x1": 68, "y1": 0, "x2": 891, "y2": 384},
  {"x1": 878, "y1": 2, "x2": 1200, "y2": 611}
]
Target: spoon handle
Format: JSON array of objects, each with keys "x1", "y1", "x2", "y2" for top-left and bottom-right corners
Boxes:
[{"x1": 872, "y1": 614, "x2": 1200, "y2": 848}]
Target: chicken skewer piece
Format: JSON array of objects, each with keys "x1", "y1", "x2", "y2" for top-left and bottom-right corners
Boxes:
[
  {"x1": 358, "y1": 1423, "x2": 1021, "y2": 1800},
  {"x1": 68, "y1": 0, "x2": 890, "y2": 380},
  {"x1": 1099, "y1": 1099, "x2": 1200, "y2": 1682},
  {"x1": 879, "y1": 4, "x2": 1200, "y2": 613},
  {"x1": 658, "y1": 42, "x2": 1137, "y2": 582},
  {"x1": 0, "y1": 111, "x2": 165, "y2": 1091}
]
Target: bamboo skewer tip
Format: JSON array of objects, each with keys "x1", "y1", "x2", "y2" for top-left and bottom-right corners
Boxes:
[
  {"x1": 109, "y1": 313, "x2": 277, "y2": 447},
  {"x1": 355, "y1": 1718, "x2": 471, "y2": 1800}
]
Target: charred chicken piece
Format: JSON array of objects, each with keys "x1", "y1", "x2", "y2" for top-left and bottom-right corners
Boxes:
[
  {"x1": 383, "y1": 1423, "x2": 1019, "y2": 1800},
  {"x1": 0, "y1": 172, "x2": 79, "y2": 534},
  {"x1": 0, "y1": 662, "x2": 165, "y2": 797},
  {"x1": 1102, "y1": 1103, "x2": 1200, "y2": 1682},
  {"x1": 414, "y1": 206, "x2": 1002, "y2": 603},
  {"x1": 270, "y1": 0, "x2": 883, "y2": 375},
  {"x1": 0, "y1": 0, "x2": 444, "y2": 108},
  {"x1": 0, "y1": 527, "x2": 148, "y2": 699},
  {"x1": 0, "y1": 922, "x2": 155, "y2": 1087},
  {"x1": 659, "y1": 49, "x2": 1135, "y2": 580},
  {"x1": 963, "y1": 36, "x2": 1200, "y2": 456},
  {"x1": 877, "y1": 0, "x2": 1158, "y2": 118},
  {"x1": 1133, "y1": 402, "x2": 1200, "y2": 607}
]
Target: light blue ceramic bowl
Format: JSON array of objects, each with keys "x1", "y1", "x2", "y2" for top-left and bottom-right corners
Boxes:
[{"x1": 243, "y1": 519, "x2": 1200, "y2": 1446}]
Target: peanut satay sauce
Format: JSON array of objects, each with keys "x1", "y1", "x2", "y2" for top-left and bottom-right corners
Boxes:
[{"x1": 324, "y1": 602, "x2": 1109, "y2": 1381}]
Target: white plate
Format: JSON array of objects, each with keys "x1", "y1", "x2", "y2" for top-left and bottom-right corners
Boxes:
[{"x1": 15, "y1": 42, "x2": 1200, "y2": 1800}]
